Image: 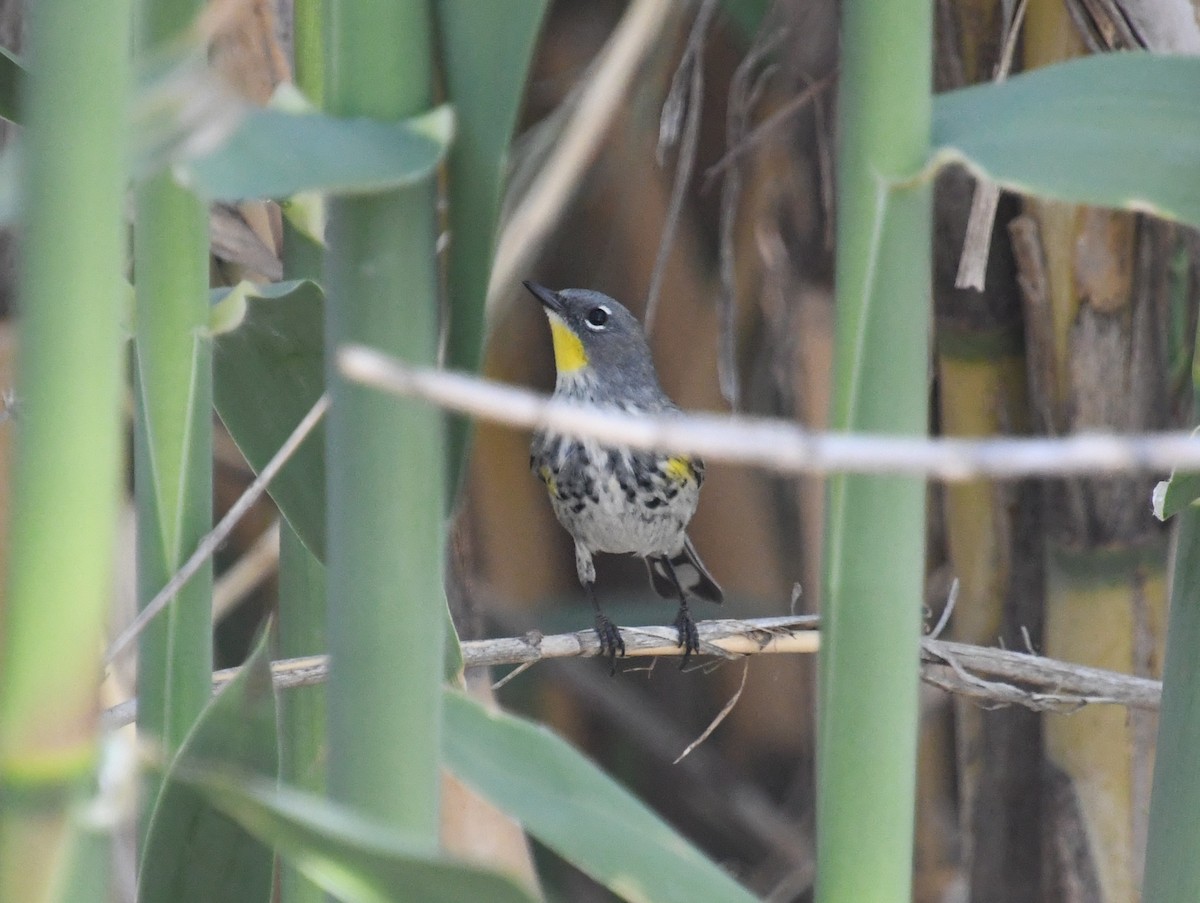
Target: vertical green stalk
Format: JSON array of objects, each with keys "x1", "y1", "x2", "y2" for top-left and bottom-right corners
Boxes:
[
  {"x1": 323, "y1": 0, "x2": 445, "y2": 837},
  {"x1": 293, "y1": 0, "x2": 324, "y2": 108},
  {"x1": 133, "y1": 0, "x2": 213, "y2": 812},
  {"x1": 279, "y1": 27, "x2": 326, "y2": 895},
  {"x1": 0, "y1": 0, "x2": 130, "y2": 900},
  {"x1": 818, "y1": 0, "x2": 932, "y2": 900},
  {"x1": 1143, "y1": 345, "x2": 1200, "y2": 901},
  {"x1": 1144, "y1": 515, "x2": 1200, "y2": 900},
  {"x1": 276, "y1": 525, "x2": 327, "y2": 903},
  {"x1": 285, "y1": 0, "x2": 325, "y2": 286},
  {"x1": 436, "y1": 0, "x2": 547, "y2": 491}
]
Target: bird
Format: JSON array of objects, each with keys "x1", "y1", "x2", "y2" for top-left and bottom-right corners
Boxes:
[{"x1": 524, "y1": 280, "x2": 723, "y2": 669}]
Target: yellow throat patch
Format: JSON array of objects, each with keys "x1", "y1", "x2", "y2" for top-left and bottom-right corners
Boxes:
[{"x1": 548, "y1": 315, "x2": 588, "y2": 373}]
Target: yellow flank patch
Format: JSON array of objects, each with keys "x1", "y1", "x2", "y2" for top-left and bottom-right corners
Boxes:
[
  {"x1": 664, "y1": 456, "x2": 696, "y2": 483},
  {"x1": 538, "y1": 464, "x2": 559, "y2": 498},
  {"x1": 549, "y1": 315, "x2": 588, "y2": 373}
]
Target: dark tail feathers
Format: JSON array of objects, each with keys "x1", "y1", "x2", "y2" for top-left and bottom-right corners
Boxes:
[{"x1": 646, "y1": 536, "x2": 723, "y2": 605}]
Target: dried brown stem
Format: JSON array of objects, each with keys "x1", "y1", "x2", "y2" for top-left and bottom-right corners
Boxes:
[
  {"x1": 644, "y1": 0, "x2": 718, "y2": 334},
  {"x1": 101, "y1": 615, "x2": 1165, "y2": 731}
]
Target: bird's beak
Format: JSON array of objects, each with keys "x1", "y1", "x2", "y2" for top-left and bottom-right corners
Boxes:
[{"x1": 522, "y1": 280, "x2": 564, "y2": 315}]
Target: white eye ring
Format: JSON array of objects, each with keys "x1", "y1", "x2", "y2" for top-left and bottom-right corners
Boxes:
[{"x1": 584, "y1": 305, "x2": 611, "y2": 331}]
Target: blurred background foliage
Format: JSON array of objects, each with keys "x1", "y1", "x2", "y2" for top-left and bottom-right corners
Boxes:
[{"x1": 1, "y1": 0, "x2": 1199, "y2": 901}]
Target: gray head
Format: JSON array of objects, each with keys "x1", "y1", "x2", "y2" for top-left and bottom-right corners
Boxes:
[{"x1": 523, "y1": 281, "x2": 665, "y2": 401}]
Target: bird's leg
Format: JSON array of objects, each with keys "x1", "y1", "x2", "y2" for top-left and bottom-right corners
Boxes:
[
  {"x1": 658, "y1": 558, "x2": 700, "y2": 667},
  {"x1": 584, "y1": 580, "x2": 625, "y2": 673}
]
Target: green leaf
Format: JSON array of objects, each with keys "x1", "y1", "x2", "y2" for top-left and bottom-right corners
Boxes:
[
  {"x1": 435, "y1": 0, "x2": 543, "y2": 410},
  {"x1": 435, "y1": 0, "x2": 547, "y2": 489},
  {"x1": 1153, "y1": 470, "x2": 1200, "y2": 521},
  {"x1": 933, "y1": 52, "x2": 1200, "y2": 227},
  {"x1": 276, "y1": 521, "x2": 328, "y2": 903},
  {"x1": 1145, "y1": 500, "x2": 1200, "y2": 901},
  {"x1": 208, "y1": 281, "x2": 252, "y2": 335},
  {"x1": 442, "y1": 692, "x2": 757, "y2": 903},
  {"x1": 212, "y1": 279, "x2": 326, "y2": 559},
  {"x1": 1144, "y1": 352, "x2": 1200, "y2": 897},
  {"x1": 177, "y1": 104, "x2": 455, "y2": 201},
  {"x1": 170, "y1": 766, "x2": 537, "y2": 903},
  {"x1": 282, "y1": 191, "x2": 327, "y2": 250},
  {"x1": 139, "y1": 629, "x2": 278, "y2": 903},
  {"x1": 0, "y1": 45, "x2": 23, "y2": 124},
  {"x1": 433, "y1": 0, "x2": 544, "y2": 679}
]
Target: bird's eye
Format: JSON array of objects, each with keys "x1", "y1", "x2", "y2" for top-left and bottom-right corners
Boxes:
[{"x1": 585, "y1": 306, "x2": 610, "y2": 330}]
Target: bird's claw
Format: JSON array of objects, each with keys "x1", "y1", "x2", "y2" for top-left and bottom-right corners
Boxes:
[
  {"x1": 594, "y1": 614, "x2": 625, "y2": 675},
  {"x1": 673, "y1": 607, "x2": 699, "y2": 668}
]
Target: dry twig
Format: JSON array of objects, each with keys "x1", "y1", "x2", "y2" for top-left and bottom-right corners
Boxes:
[
  {"x1": 101, "y1": 614, "x2": 1165, "y2": 731},
  {"x1": 338, "y1": 345, "x2": 1200, "y2": 480},
  {"x1": 487, "y1": 0, "x2": 680, "y2": 303},
  {"x1": 702, "y1": 71, "x2": 835, "y2": 188},
  {"x1": 105, "y1": 393, "x2": 329, "y2": 665},
  {"x1": 674, "y1": 658, "x2": 750, "y2": 764},
  {"x1": 711, "y1": 28, "x2": 785, "y2": 409},
  {"x1": 954, "y1": 0, "x2": 1027, "y2": 290},
  {"x1": 645, "y1": 0, "x2": 719, "y2": 334},
  {"x1": 212, "y1": 518, "x2": 281, "y2": 624}
]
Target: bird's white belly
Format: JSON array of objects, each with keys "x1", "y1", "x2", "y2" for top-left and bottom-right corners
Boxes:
[{"x1": 547, "y1": 442, "x2": 698, "y2": 557}]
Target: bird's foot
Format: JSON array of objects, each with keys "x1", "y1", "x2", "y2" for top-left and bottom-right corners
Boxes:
[
  {"x1": 673, "y1": 606, "x2": 699, "y2": 668},
  {"x1": 594, "y1": 614, "x2": 626, "y2": 675}
]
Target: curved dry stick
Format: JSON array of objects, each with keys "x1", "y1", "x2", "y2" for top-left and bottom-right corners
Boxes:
[{"x1": 338, "y1": 345, "x2": 1200, "y2": 480}]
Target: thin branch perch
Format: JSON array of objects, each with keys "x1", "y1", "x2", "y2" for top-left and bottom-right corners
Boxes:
[{"x1": 100, "y1": 615, "x2": 1164, "y2": 730}]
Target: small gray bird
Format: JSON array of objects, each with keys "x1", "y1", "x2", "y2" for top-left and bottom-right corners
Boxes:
[{"x1": 524, "y1": 280, "x2": 722, "y2": 668}]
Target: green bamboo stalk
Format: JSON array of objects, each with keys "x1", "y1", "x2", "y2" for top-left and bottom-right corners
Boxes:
[
  {"x1": 276, "y1": 524, "x2": 327, "y2": 903},
  {"x1": 1143, "y1": 346, "x2": 1200, "y2": 901},
  {"x1": 55, "y1": 811, "x2": 114, "y2": 903},
  {"x1": 817, "y1": 0, "x2": 932, "y2": 899},
  {"x1": 1144, "y1": 519, "x2": 1200, "y2": 899},
  {"x1": 293, "y1": 0, "x2": 324, "y2": 108},
  {"x1": 0, "y1": 0, "x2": 131, "y2": 899},
  {"x1": 278, "y1": 27, "x2": 327, "y2": 880},
  {"x1": 132, "y1": 0, "x2": 214, "y2": 821},
  {"x1": 323, "y1": 0, "x2": 445, "y2": 837},
  {"x1": 284, "y1": 0, "x2": 325, "y2": 284}
]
